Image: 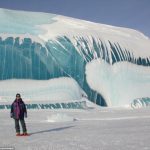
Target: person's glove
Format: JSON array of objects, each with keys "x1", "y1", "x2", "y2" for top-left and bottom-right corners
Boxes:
[
  {"x1": 24, "y1": 113, "x2": 27, "y2": 118},
  {"x1": 10, "y1": 113, "x2": 13, "y2": 118}
]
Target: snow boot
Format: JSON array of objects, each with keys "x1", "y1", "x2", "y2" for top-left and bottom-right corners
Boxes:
[
  {"x1": 22, "y1": 132, "x2": 29, "y2": 136},
  {"x1": 16, "y1": 132, "x2": 21, "y2": 136}
]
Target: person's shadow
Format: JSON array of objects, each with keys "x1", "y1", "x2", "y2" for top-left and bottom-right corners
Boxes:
[{"x1": 30, "y1": 125, "x2": 75, "y2": 135}]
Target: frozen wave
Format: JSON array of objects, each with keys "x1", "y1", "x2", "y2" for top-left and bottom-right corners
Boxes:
[
  {"x1": 131, "y1": 97, "x2": 150, "y2": 109},
  {"x1": 0, "y1": 8, "x2": 150, "y2": 107}
]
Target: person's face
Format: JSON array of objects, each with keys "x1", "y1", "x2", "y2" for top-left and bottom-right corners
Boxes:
[{"x1": 16, "y1": 95, "x2": 20, "y2": 100}]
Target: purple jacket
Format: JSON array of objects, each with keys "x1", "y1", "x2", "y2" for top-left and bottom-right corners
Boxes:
[{"x1": 10, "y1": 98, "x2": 27, "y2": 119}]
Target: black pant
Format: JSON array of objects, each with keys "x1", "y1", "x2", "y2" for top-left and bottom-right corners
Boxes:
[{"x1": 14, "y1": 119, "x2": 27, "y2": 133}]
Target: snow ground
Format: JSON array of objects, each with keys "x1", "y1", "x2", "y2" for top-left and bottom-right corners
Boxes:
[{"x1": 0, "y1": 104, "x2": 150, "y2": 150}]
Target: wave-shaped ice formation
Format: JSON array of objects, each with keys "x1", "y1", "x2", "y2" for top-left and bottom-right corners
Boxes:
[
  {"x1": 0, "y1": 8, "x2": 150, "y2": 107},
  {"x1": 131, "y1": 97, "x2": 150, "y2": 109}
]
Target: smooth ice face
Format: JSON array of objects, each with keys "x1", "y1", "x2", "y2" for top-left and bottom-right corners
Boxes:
[
  {"x1": 86, "y1": 59, "x2": 150, "y2": 107},
  {"x1": 0, "y1": 8, "x2": 56, "y2": 35}
]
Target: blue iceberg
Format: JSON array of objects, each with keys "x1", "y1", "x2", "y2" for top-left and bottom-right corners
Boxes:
[{"x1": 0, "y1": 8, "x2": 150, "y2": 107}]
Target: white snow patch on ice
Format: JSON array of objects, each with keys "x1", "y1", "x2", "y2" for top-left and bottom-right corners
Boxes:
[
  {"x1": 86, "y1": 58, "x2": 150, "y2": 107},
  {"x1": 47, "y1": 113, "x2": 76, "y2": 122},
  {"x1": 0, "y1": 77, "x2": 86, "y2": 102}
]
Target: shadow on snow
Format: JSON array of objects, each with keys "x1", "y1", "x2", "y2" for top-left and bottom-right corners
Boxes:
[{"x1": 30, "y1": 125, "x2": 75, "y2": 135}]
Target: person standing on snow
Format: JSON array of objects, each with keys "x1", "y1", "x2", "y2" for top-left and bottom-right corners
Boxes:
[{"x1": 10, "y1": 93, "x2": 28, "y2": 136}]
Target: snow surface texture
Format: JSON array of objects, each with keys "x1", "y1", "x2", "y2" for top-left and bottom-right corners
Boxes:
[
  {"x1": 1, "y1": 103, "x2": 150, "y2": 150},
  {"x1": 47, "y1": 113, "x2": 76, "y2": 123},
  {"x1": 0, "y1": 8, "x2": 150, "y2": 107}
]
